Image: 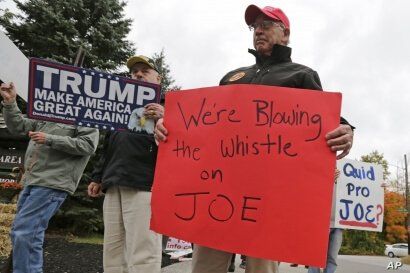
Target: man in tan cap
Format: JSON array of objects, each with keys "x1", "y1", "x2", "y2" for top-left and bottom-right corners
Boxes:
[
  {"x1": 88, "y1": 55, "x2": 164, "y2": 273},
  {"x1": 155, "y1": 4, "x2": 354, "y2": 273}
]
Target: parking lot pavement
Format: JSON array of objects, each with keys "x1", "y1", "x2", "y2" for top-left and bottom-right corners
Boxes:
[
  {"x1": 161, "y1": 255, "x2": 410, "y2": 273},
  {"x1": 161, "y1": 258, "x2": 313, "y2": 273}
]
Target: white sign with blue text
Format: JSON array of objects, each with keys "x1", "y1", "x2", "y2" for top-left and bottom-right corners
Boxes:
[
  {"x1": 27, "y1": 58, "x2": 160, "y2": 132},
  {"x1": 334, "y1": 158, "x2": 384, "y2": 232}
]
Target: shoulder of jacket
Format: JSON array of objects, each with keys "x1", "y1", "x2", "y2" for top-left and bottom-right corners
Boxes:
[
  {"x1": 284, "y1": 62, "x2": 317, "y2": 74},
  {"x1": 227, "y1": 64, "x2": 256, "y2": 75},
  {"x1": 76, "y1": 126, "x2": 99, "y2": 134},
  {"x1": 220, "y1": 64, "x2": 256, "y2": 84}
]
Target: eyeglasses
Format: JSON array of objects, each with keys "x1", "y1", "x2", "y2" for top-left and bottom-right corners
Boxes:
[{"x1": 248, "y1": 20, "x2": 285, "y2": 31}]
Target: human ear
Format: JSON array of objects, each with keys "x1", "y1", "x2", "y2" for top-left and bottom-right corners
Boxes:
[{"x1": 282, "y1": 29, "x2": 290, "y2": 45}]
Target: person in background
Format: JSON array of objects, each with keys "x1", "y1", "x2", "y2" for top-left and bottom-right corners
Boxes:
[
  {"x1": 239, "y1": 255, "x2": 247, "y2": 269},
  {"x1": 228, "y1": 254, "x2": 236, "y2": 272},
  {"x1": 227, "y1": 254, "x2": 247, "y2": 271},
  {"x1": 307, "y1": 170, "x2": 343, "y2": 273},
  {"x1": 290, "y1": 262, "x2": 309, "y2": 268},
  {"x1": 88, "y1": 55, "x2": 164, "y2": 273},
  {"x1": 0, "y1": 82, "x2": 99, "y2": 273}
]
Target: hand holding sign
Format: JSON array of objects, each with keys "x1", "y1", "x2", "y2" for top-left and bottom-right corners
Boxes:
[
  {"x1": 325, "y1": 124, "x2": 353, "y2": 159},
  {"x1": 144, "y1": 103, "x2": 164, "y2": 120},
  {"x1": 154, "y1": 118, "x2": 168, "y2": 143}
]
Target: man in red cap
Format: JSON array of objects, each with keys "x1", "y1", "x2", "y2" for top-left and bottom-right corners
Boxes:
[{"x1": 155, "y1": 4, "x2": 354, "y2": 273}]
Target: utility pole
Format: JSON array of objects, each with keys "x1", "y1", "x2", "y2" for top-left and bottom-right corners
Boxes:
[{"x1": 405, "y1": 154, "x2": 409, "y2": 255}]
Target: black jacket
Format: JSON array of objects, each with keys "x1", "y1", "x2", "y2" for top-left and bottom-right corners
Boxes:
[
  {"x1": 91, "y1": 131, "x2": 157, "y2": 192},
  {"x1": 220, "y1": 44, "x2": 353, "y2": 127}
]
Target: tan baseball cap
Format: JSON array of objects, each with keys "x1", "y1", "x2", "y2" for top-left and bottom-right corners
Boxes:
[{"x1": 126, "y1": 55, "x2": 159, "y2": 72}]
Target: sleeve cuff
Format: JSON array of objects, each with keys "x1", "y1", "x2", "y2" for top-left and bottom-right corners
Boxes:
[
  {"x1": 340, "y1": 117, "x2": 355, "y2": 130},
  {"x1": 45, "y1": 134, "x2": 53, "y2": 146},
  {"x1": 1, "y1": 100, "x2": 17, "y2": 108}
]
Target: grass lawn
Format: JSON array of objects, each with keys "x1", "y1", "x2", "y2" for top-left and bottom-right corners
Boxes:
[{"x1": 66, "y1": 233, "x2": 103, "y2": 245}]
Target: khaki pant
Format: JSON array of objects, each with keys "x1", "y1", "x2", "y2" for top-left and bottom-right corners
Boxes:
[
  {"x1": 192, "y1": 245, "x2": 278, "y2": 273},
  {"x1": 103, "y1": 186, "x2": 162, "y2": 273}
]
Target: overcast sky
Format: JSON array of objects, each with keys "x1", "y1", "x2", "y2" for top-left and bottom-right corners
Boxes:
[{"x1": 2, "y1": 0, "x2": 409, "y2": 177}]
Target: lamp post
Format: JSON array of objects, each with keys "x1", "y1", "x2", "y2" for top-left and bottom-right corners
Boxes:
[{"x1": 405, "y1": 154, "x2": 409, "y2": 255}]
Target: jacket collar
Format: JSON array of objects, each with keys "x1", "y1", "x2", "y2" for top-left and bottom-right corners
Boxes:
[{"x1": 249, "y1": 44, "x2": 292, "y2": 66}]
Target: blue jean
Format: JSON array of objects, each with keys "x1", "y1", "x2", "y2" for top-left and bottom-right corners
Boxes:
[
  {"x1": 308, "y1": 228, "x2": 343, "y2": 273},
  {"x1": 10, "y1": 186, "x2": 67, "y2": 273}
]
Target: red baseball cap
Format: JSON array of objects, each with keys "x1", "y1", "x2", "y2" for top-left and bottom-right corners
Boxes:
[{"x1": 245, "y1": 5, "x2": 290, "y2": 30}]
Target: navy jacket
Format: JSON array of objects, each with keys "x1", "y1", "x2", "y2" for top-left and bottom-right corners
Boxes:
[{"x1": 91, "y1": 131, "x2": 157, "y2": 192}]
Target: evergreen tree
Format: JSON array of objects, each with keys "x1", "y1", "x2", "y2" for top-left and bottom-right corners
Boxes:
[
  {"x1": 0, "y1": 0, "x2": 135, "y2": 70},
  {"x1": 151, "y1": 49, "x2": 181, "y2": 93}
]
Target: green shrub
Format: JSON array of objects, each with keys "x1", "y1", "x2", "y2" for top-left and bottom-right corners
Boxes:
[
  {"x1": 49, "y1": 177, "x2": 104, "y2": 235},
  {"x1": 340, "y1": 230, "x2": 385, "y2": 255}
]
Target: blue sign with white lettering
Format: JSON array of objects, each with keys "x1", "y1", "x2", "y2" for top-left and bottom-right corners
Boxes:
[{"x1": 27, "y1": 58, "x2": 160, "y2": 131}]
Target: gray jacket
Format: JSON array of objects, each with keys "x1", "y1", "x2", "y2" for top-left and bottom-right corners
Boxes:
[{"x1": 2, "y1": 102, "x2": 99, "y2": 194}]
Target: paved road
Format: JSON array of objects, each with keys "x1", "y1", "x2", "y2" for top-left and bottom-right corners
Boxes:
[
  {"x1": 337, "y1": 255, "x2": 409, "y2": 273},
  {"x1": 161, "y1": 255, "x2": 410, "y2": 273}
]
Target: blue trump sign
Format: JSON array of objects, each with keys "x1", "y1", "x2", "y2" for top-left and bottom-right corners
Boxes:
[{"x1": 27, "y1": 58, "x2": 160, "y2": 131}]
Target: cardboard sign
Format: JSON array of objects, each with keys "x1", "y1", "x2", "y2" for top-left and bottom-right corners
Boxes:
[
  {"x1": 165, "y1": 237, "x2": 193, "y2": 261},
  {"x1": 151, "y1": 84, "x2": 342, "y2": 267},
  {"x1": 27, "y1": 58, "x2": 161, "y2": 131},
  {"x1": 334, "y1": 159, "x2": 384, "y2": 231},
  {"x1": 0, "y1": 30, "x2": 29, "y2": 101},
  {"x1": 165, "y1": 237, "x2": 192, "y2": 252}
]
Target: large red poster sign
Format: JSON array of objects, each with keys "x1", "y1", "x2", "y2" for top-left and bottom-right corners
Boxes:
[{"x1": 151, "y1": 84, "x2": 341, "y2": 267}]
